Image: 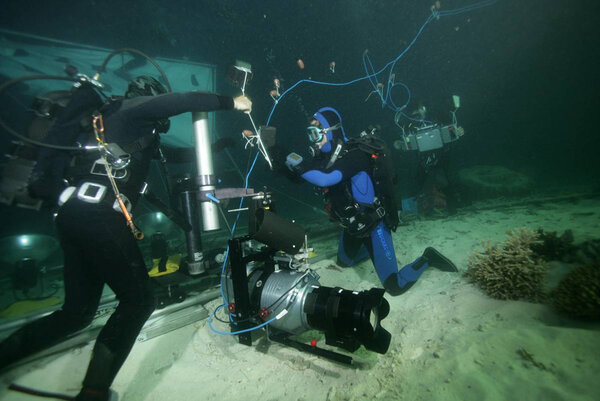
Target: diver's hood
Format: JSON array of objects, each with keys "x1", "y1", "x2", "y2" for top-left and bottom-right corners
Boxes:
[{"x1": 313, "y1": 107, "x2": 348, "y2": 153}]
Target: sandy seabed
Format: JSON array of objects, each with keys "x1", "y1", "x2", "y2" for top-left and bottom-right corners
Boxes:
[{"x1": 2, "y1": 197, "x2": 600, "y2": 401}]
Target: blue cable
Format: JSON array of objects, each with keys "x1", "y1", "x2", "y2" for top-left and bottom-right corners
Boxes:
[
  {"x1": 209, "y1": 304, "x2": 279, "y2": 336},
  {"x1": 397, "y1": 111, "x2": 436, "y2": 126},
  {"x1": 210, "y1": 151, "x2": 264, "y2": 335},
  {"x1": 217, "y1": 151, "x2": 260, "y2": 304},
  {"x1": 265, "y1": 12, "x2": 437, "y2": 126},
  {"x1": 439, "y1": 0, "x2": 497, "y2": 16},
  {"x1": 388, "y1": 82, "x2": 412, "y2": 111},
  {"x1": 274, "y1": 0, "x2": 497, "y2": 124},
  {"x1": 362, "y1": 52, "x2": 382, "y2": 99}
]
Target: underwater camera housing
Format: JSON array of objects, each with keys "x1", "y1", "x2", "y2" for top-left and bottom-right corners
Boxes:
[
  {"x1": 225, "y1": 60, "x2": 253, "y2": 93},
  {"x1": 224, "y1": 194, "x2": 391, "y2": 364},
  {"x1": 395, "y1": 95, "x2": 462, "y2": 153},
  {"x1": 398, "y1": 123, "x2": 460, "y2": 153}
]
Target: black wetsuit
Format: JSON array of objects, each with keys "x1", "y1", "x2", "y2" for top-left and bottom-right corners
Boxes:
[
  {"x1": 415, "y1": 145, "x2": 458, "y2": 214},
  {"x1": 0, "y1": 84, "x2": 234, "y2": 398}
]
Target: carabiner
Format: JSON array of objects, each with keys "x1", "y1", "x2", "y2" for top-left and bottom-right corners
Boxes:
[{"x1": 92, "y1": 113, "x2": 105, "y2": 143}]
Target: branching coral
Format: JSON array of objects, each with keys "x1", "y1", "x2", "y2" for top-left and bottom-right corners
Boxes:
[
  {"x1": 465, "y1": 228, "x2": 547, "y2": 301},
  {"x1": 552, "y1": 261, "x2": 600, "y2": 320}
]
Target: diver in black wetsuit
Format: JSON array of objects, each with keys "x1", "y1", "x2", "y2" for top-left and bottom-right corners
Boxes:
[
  {"x1": 274, "y1": 107, "x2": 458, "y2": 297},
  {"x1": 404, "y1": 101, "x2": 465, "y2": 215},
  {"x1": 0, "y1": 76, "x2": 252, "y2": 401}
]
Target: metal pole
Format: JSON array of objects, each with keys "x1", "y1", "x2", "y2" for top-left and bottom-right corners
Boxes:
[{"x1": 192, "y1": 111, "x2": 220, "y2": 232}]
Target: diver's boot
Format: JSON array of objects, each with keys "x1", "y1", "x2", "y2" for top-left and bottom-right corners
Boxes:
[
  {"x1": 75, "y1": 343, "x2": 118, "y2": 401},
  {"x1": 421, "y1": 247, "x2": 458, "y2": 272}
]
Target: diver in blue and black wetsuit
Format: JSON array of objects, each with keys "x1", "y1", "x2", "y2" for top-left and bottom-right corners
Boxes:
[{"x1": 278, "y1": 107, "x2": 458, "y2": 296}]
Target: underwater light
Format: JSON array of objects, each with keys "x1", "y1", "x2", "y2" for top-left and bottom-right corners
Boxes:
[
  {"x1": 18, "y1": 235, "x2": 31, "y2": 247},
  {"x1": 0, "y1": 235, "x2": 59, "y2": 267},
  {"x1": 135, "y1": 212, "x2": 179, "y2": 237},
  {"x1": 452, "y1": 94, "x2": 461, "y2": 109}
]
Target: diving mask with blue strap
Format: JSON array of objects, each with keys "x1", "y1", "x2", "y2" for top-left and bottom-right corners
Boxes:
[{"x1": 306, "y1": 123, "x2": 341, "y2": 143}]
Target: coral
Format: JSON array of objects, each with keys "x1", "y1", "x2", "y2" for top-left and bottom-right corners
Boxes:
[
  {"x1": 530, "y1": 228, "x2": 577, "y2": 262},
  {"x1": 552, "y1": 261, "x2": 600, "y2": 320},
  {"x1": 465, "y1": 228, "x2": 547, "y2": 301}
]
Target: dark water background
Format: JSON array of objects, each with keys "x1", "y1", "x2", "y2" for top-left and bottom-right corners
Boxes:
[{"x1": 1, "y1": 0, "x2": 599, "y2": 233}]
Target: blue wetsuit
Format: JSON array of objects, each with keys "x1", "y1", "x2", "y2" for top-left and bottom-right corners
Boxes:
[{"x1": 296, "y1": 140, "x2": 430, "y2": 296}]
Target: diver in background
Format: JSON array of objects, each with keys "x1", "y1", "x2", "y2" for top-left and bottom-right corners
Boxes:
[
  {"x1": 271, "y1": 107, "x2": 458, "y2": 296},
  {"x1": 405, "y1": 100, "x2": 465, "y2": 215},
  {"x1": 0, "y1": 76, "x2": 252, "y2": 401}
]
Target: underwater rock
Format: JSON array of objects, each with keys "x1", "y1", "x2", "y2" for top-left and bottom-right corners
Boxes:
[
  {"x1": 457, "y1": 165, "x2": 532, "y2": 200},
  {"x1": 13, "y1": 48, "x2": 29, "y2": 57},
  {"x1": 552, "y1": 261, "x2": 600, "y2": 320},
  {"x1": 465, "y1": 228, "x2": 547, "y2": 301}
]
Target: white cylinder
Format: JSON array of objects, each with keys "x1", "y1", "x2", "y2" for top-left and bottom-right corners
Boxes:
[{"x1": 192, "y1": 111, "x2": 220, "y2": 232}]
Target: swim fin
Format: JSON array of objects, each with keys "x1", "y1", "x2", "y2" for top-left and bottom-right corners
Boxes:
[{"x1": 422, "y1": 247, "x2": 458, "y2": 272}]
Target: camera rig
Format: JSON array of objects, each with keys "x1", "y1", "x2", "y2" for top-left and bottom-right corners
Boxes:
[
  {"x1": 397, "y1": 123, "x2": 460, "y2": 153},
  {"x1": 394, "y1": 95, "x2": 462, "y2": 153},
  {"x1": 223, "y1": 193, "x2": 392, "y2": 365}
]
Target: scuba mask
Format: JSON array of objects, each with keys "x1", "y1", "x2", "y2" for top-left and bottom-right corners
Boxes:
[
  {"x1": 307, "y1": 123, "x2": 341, "y2": 157},
  {"x1": 307, "y1": 125, "x2": 325, "y2": 143},
  {"x1": 306, "y1": 123, "x2": 342, "y2": 143}
]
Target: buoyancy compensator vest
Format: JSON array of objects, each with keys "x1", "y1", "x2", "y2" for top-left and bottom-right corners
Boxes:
[
  {"x1": 352, "y1": 133, "x2": 400, "y2": 232},
  {"x1": 28, "y1": 84, "x2": 105, "y2": 203},
  {"x1": 323, "y1": 132, "x2": 399, "y2": 234}
]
